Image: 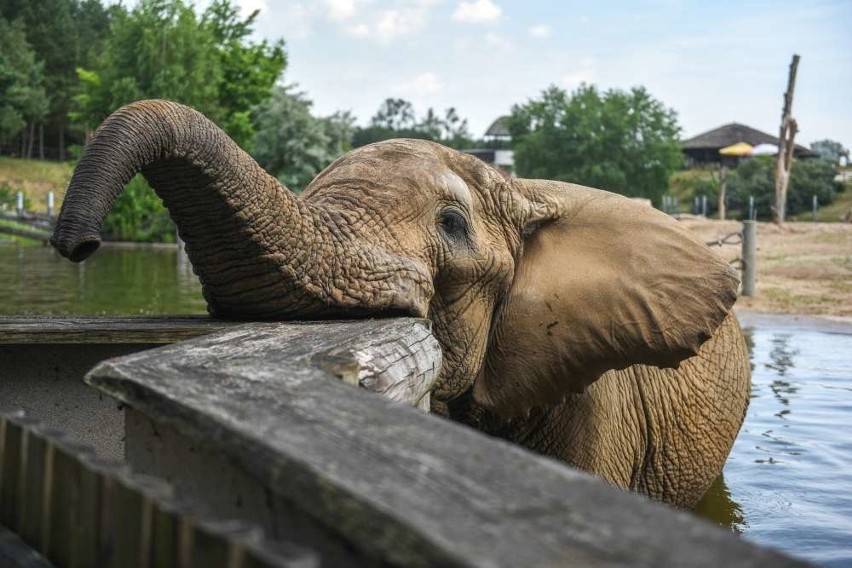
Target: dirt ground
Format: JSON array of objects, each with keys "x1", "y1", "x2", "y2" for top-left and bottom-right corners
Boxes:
[{"x1": 680, "y1": 218, "x2": 852, "y2": 318}]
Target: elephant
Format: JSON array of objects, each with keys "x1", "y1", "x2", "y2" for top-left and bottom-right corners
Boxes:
[{"x1": 51, "y1": 100, "x2": 750, "y2": 508}]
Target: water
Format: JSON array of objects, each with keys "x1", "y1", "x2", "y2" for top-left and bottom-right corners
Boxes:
[
  {"x1": 695, "y1": 321, "x2": 852, "y2": 566},
  {"x1": 2, "y1": 243, "x2": 851, "y2": 565},
  {"x1": 0, "y1": 242, "x2": 206, "y2": 315}
]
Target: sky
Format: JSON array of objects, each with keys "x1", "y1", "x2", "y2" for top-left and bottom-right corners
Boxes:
[{"x1": 217, "y1": 0, "x2": 852, "y2": 149}]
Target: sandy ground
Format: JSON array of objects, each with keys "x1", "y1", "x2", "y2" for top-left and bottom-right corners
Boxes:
[{"x1": 680, "y1": 218, "x2": 852, "y2": 319}]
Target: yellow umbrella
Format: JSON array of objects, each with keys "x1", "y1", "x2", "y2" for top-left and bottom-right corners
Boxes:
[{"x1": 719, "y1": 142, "x2": 753, "y2": 156}]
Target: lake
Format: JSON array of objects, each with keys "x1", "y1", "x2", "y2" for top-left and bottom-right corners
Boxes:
[{"x1": 2, "y1": 242, "x2": 851, "y2": 566}]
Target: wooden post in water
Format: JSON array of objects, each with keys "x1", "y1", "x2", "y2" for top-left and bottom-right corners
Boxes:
[{"x1": 741, "y1": 220, "x2": 757, "y2": 296}]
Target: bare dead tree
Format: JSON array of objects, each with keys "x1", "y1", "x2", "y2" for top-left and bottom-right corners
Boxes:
[
  {"x1": 717, "y1": 165, "x2": 728, "y2": 221},
  {"x1": 773, "y1": 54, "x2": 800, "y2": 224}
]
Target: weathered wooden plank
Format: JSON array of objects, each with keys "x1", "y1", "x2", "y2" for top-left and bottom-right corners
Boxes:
[
  {"x1": 0, "y1": 525, "x2": 53, "y2": 568},
  {"x1": 86, "y1": 319, "x2": 808, "y2": 568},
  {"x1": 0, "y1": 316, "x2": 235, "y2": 345},
  {"x1": 0, "y1": 410, "x2": 319, "y2": 568}
]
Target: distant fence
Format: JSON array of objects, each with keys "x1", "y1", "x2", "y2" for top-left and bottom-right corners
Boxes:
[{"x1": 704, "y1": 220, "x2": 757, "y2": 296}]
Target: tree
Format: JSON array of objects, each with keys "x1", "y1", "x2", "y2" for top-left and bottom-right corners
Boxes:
[
  {"x1": 442, "y1": 107, "x2": 472, "y2": 148},
  {"x1": 353, "y1": 99, "x2": 474, "y2": 149},
  {"x1": 370, "y1": 98, "x2": 415, "y2": 130},
  {"x1": 1, "y1": 0, "x2": 114, "y2": 159},
  {"x1": 0, "y1": 17, "x2": 49, "y2": 155},
  {"x1": 710, "y1": 156, "x2": 841, "y2": 220},
  {"x1": 72, "y1": 0, "x2": 223, "y2": 131},
  {"x1": 202, "y1": 0, "x2": 285, "y2": 150},
  {"x1": 810, "y1": 139, "x2": 849, "y2": 164},
  {"x1": 508, "y1": 85, "x2": 683, "y2": 204},
  {"x1": 417, "y1": 107, "x2": 443, "y2": 140},
  {"x1": 251, "y1": 85, "x2": 351, "y2": 193},
  {"x1": 773, "y1": 54, "x2": 800, "y2": 224}
]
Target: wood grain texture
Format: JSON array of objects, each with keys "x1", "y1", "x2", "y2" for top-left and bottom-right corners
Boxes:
[
  {"x1": 0, "y1": 316, "x2": 235, "y2": 345},
  {"x1": 86, "y1": 319, "x2": 808, "y2": 568}
]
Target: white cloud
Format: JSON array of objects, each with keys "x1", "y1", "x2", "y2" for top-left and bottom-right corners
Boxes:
[
  {"x1": 237, "y1": 0, "x2": 267, "y2": 19},
  {"x1": 452, "y1": 0, "x2": 502, "y2": 23},
  {"x1": 277, "y1": 3, "x2": 316, "y2": 39},
  {"x1": 393, "y1": 72, "x2": 444, "y2": 95},
  {"x1": 484, "y1": 32, "x2": 513, "y2": 49},
  {"x1": 562, "y1": 57, "x2": 596, "y2": 89},
  {"x1": 367, "y1": 1, "x2": 443, "y2": 43},
  {"x1": 347, "y1": 23, "x2": 370, "y2": 38},
  {"x1": 326, "y1": 0, "x2": 356, "y2": 21},
  {"x1": 528, "y1": 24, "x2": 551, "y2": 38}
]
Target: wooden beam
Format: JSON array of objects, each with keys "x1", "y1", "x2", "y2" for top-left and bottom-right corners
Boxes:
[
  {"x1": 86, "y1": 319, "x2": 806, "y2": 568},
  {"x1": 0, "y1": 316, "x2": 235, "y2": 345}
]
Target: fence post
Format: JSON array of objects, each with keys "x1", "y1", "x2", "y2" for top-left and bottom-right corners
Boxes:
[
  {"x1": 701, "y1": 195, "x2": 708, "y2": 217},
  {"x1": 812, "y1": 194, "x2": 818, "y2": 222},
  {"x1": 46, "y1": 192, "x2": 54, "y2": 219},
  {"x1": 748, "y1": 196, "x2": 755, "y2": 220},
  {"x1": 741, "y1": 220, "x2": 757, "y2": 296},
  {"x1": 16, "y1": 192, "x2": 24, "y2": 218}
]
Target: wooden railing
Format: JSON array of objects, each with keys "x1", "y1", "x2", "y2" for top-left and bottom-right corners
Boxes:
[{"x1": 0, "y1": 316, "x2": 810, "y2": 567}]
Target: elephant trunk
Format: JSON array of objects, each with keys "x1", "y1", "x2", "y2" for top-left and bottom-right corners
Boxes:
[{"x1": 51, "y1": 100, "x2": 354, "y2": 319}]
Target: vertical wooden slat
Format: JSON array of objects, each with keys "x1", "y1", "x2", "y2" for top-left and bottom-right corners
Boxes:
[
  {"x1": 18, "y1": 428, "x2": 48, "y2": 549},
  {"x1": 0, "y1": 419, "x2": 24, "y2": 531}
]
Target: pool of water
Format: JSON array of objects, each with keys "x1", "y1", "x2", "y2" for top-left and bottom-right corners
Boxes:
[
  {"x1": 695, "y1": 317, "x2": 852, "y2": 566},
  {"x1": 2, "y1": 242, "x2": 851, "y2": 565},
  {"x1": 0, "y1": 242, "x2": 206, "y2": 315}
]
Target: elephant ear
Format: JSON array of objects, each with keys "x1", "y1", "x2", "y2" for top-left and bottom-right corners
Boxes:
[{"x1": 474, "y1": 179, "x2": 739, "y2": 418}]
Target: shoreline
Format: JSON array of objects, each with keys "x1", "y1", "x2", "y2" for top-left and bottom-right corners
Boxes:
[{"x1": 735, "y1": 308, "x2": 852, "y2": 334}]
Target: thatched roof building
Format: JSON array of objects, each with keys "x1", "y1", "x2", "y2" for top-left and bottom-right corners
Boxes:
[{"x1": 681, "y1": 123, "x2": 816, "y2": 165}]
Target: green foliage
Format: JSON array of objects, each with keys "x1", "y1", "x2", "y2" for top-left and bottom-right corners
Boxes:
[
  {"x1": 370, "y1": 98, "x2": 416, "y2": 130},
  {"x1": 508, "y1": 85, "x2": 683, "y2": 203},
  {"x1": 0, "y1": 17, "x2": 49, "y2": 149},
  {"x1": 251, "y1": 85, "x2": 355, "y2": 193},
  {"x1": 1, "y1": 0, "x2": 113, "y2": 155},
  {"x1": 72, "y1": 0, "x2": 284, "y2": 147},
  {"x1": 810, "y1": 139, "x2": 849, "y2": 164},
  {"x1": 66, "y1": 0, "x2": 285, "y2": 241},
  {"x1": 202, "y1": 0, "x2": 285, "y2": 150},
  {"x1": 700, "y1": 157, "x2": 842, "y2": 219},
  {"x1": 0, "y1": 181, "x2": 24, "y2": 210},
  {"x1": 353, "y1": 99, "x2": 474, "y2": 150},
  {"x1": 72, "y1": 0, "x2": 222, "y2": 129},
  {"x1": 101, "y1": 175, "x2": 176, "y2": 242}
]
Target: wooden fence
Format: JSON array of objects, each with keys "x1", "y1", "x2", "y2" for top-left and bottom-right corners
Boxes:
[{"x1": 0, "y1": 316, "x2": 809, "y2": 567}]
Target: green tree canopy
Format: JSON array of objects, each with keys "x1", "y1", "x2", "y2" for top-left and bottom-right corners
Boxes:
[
  {"x1": 252, "y1": 85, "x2": 355, "y2": 193},
  {"x1": 202, "y1": 0, "x2": 285, "y2": 150},
  {"x1": 73, "y1": 0, "x2": 284, "y2": 149},
  {"x1": 0, "y1": 17, "x2": 49, "y2": 151},
  {"x1": 353, "y1": 98, "x2": 474, "y2": 149},
  {"x1": 508, "y1": 85, "x2": 683, "y2": 203},
  {"x1": 1, "y1": 0, "x2": 116, "y2": 158},
  {"x1": 722, "y1": 156, "x2": 841, "y2": 219},
  {"x1": 73, "y1": 0, "x2": 221, "y2": 130},
  {"x1": 810, "y1": 139, "x2": 849, "y2": 165}
]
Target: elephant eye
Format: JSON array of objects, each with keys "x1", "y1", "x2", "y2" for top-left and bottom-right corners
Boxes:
[{"x1": 438, "y1": 207, "x2": 470, "y2": 244}]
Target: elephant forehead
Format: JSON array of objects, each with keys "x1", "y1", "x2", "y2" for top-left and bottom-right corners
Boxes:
[{"x1": 437, "y1": 171, "x2": 472, "y2": 207}]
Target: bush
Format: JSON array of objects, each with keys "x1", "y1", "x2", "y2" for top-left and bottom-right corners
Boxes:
[
  {"x1": 101, "y1": 175, "x2": 176, "y2": 242},
  {"x1": 0, "y1": 181, "x2": 30, "y2": 212},
  {"x1": 682, "y1": 157, "x2": 842, "y2": 220}
]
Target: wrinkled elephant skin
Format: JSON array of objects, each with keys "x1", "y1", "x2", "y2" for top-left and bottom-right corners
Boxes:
[{"x1": 52, "y1": 100, "x2": 749, "y2": 508}]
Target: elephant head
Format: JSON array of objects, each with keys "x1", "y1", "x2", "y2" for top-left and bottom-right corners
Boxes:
[{"x1": 53, "y1": 100, "x2": 738, "y2": 417}]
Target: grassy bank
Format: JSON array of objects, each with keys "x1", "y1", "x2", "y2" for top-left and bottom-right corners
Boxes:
[{"x1": 0, "y1": 157, "x2": 73, "y2": 212}]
